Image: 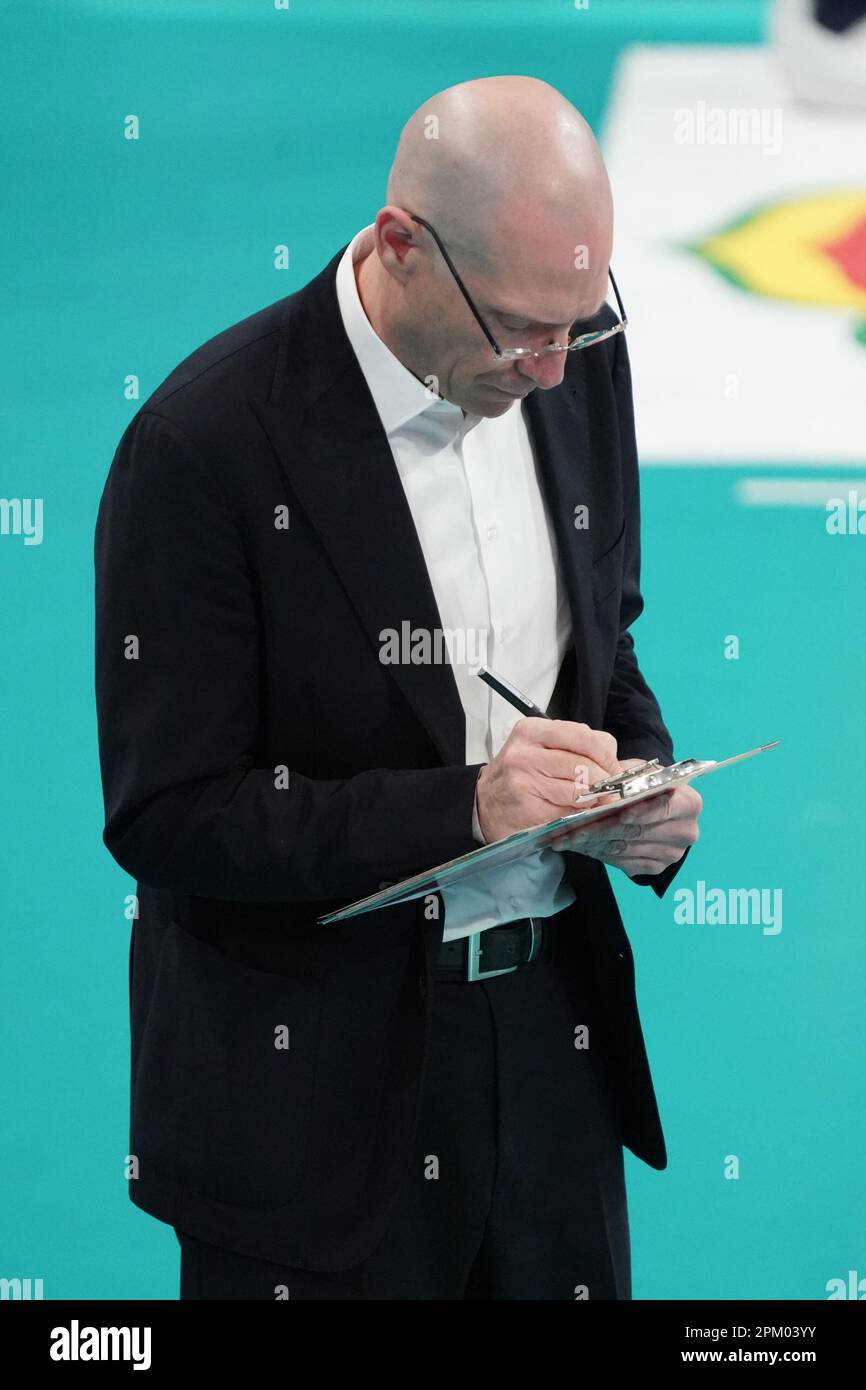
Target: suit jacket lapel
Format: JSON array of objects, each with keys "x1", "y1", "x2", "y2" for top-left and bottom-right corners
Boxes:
[{"x1": 249, "y1": 248, "x2": 468, "y2": 766}]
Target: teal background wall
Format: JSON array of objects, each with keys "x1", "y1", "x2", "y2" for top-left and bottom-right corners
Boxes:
[{"x1": 2, "y1": 0, "x2": 863, "y2": 1301}]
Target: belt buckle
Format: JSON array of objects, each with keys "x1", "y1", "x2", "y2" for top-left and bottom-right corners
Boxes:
[{"x1": 465, "y1": 918, "x2": 541, "y2": 982}]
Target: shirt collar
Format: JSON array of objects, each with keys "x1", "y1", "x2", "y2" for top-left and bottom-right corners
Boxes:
[{"x1": 335, "y1": 224, "x2": 483, "y2": 439}]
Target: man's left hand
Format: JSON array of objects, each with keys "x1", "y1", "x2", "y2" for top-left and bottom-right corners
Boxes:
[{"x1": 547, "y1": 757, "x2": 702, "y2": 880}]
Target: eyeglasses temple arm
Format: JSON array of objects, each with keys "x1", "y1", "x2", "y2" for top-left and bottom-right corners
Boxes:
[{"x1": 408, "y1": 212, "x2": 503, "y2": 356}]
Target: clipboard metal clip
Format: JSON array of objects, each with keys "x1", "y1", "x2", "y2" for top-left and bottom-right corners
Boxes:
[{"x1": 573, "y1": 757, "x2": 706, "y2": 805}]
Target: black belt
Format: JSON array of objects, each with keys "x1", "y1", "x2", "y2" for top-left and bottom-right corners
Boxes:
[{"x1": 433, "y1": 917, "x2": 547, "y2": 982}]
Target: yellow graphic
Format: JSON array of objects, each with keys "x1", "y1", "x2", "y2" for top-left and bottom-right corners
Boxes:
[{"x1": 687, "y1": 189, "x2": 866, "y2": 345}]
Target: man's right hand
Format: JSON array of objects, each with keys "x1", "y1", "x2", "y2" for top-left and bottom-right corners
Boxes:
[{"x1": 475, "y1": 718, "x2": 621, "y2": 843}]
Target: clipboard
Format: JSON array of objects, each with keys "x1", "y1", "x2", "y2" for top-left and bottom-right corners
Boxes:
[{"x1": 317, "y1": 741, "x2": 779, "y2": 924}]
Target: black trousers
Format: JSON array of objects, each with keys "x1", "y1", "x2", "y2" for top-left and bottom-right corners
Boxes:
[{"x1": 175, "y1": 916, "x2": 631, "y2": 1300}]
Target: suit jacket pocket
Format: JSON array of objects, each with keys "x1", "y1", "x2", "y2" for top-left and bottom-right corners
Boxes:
[
  {"x1": 591, "y1": 522, "x2": 626, "y2": 607},
  {"x1": 132, "y1": 919, "x2": 323, "y2": 1211}
]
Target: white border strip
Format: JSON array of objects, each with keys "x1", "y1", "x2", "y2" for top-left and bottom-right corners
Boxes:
[{"x1": 735, "y1": 478, "x2": 866, "y2": 507}]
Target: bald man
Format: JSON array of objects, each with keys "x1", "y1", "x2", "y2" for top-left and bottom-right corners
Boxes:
[{"x1": 95, "y1": 76, "x2": 700, "y2": 1301}]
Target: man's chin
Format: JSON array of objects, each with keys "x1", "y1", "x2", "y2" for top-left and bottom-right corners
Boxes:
[{"x1": 472, "y1": 385, "x2": 520, "y2": 415}]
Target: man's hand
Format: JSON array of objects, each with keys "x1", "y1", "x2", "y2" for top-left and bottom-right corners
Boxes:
[
  {"x1": 546, "y1": 757, "x2": 702, "y2": 879},
  {"x1": 475, "y1": 717, "x2": 621, "y2": 844}
]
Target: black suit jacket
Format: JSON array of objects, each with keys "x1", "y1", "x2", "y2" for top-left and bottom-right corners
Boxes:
[{"x1": 94, "y1": 241, "x2": 688, "y2": 1271}]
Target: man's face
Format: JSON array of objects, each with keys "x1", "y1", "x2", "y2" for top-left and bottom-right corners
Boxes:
[{"x1": 405, "y1": 218, "x2": 611, "y2": 417}]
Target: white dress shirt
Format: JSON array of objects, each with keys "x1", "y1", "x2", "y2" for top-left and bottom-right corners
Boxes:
[{"x1": 335, "y1": 225, "x2": 578, "y2": 941}]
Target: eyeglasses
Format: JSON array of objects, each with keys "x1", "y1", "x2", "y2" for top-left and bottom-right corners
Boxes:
[{"x1": 407, "y1": 212, "x2": 628, "y2": 360}]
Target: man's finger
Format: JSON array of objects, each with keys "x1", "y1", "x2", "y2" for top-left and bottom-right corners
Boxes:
[
  {"x1": 522, "y1": 718, "x2": 619, "y2": 774},
  {"x1": 615, "y1": 791, "x2": 674, "y2": 824},
  {"x1": 530, "y1": 746, "x2": 619, "y2": 790}
]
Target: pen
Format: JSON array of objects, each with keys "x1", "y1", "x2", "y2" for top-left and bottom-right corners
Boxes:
[{"x1": 477, "y1": 666, "x2": 552, "y2": 720}]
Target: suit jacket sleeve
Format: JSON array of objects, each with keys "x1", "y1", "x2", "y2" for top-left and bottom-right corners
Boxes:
[
  {"x1": 94, "y1": 409, "x2": 482, "y2": 903},
  {"x1": 600, "y1": 331, "x2": 690, "y2": 900}
]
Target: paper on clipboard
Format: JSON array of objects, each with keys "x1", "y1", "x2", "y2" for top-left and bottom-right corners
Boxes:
[{"x1": 317, "y1": 741, "x2": 779, "y2": 924}]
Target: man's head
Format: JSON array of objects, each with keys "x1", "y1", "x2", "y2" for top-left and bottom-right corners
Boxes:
[{"x1": 355, "y1": 75, "x2": 615, "y2": 417}]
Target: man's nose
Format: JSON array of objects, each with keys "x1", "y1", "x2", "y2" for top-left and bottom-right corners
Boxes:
[{"x1": 515, "y1": 349, "x2": 569, "y2": 390}]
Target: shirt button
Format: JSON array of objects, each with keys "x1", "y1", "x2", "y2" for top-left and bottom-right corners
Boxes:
[
  {"x1": 500, "y1": 625, "x2": 512, "y2": 642},
  {"x1": 509, "y1": 896, "x2": 521, "y2": 911},
  {"x1": 486, "y1": 525, "x2": 498, "y2": 540}
]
